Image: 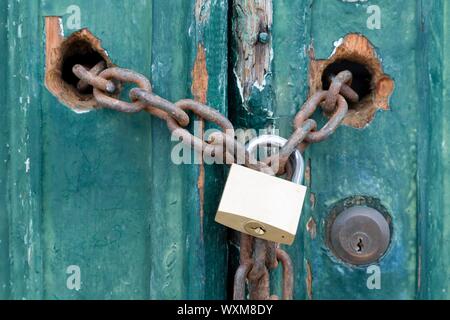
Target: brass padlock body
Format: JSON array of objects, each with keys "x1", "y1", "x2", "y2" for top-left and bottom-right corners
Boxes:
[{"x1": 215, "y1": 164, "x2": 307, "y2": 245}]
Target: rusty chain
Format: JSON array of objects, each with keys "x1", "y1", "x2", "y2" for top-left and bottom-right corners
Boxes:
[{"x1": 72, "y1": 62, "x2": 358, "y2": 300}]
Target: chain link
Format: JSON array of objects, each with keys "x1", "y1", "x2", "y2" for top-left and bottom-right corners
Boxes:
[
  {"x1": 72, "y1": 63, "x2": 358, "y2": 300},
  {"x1": 73, "y1": 61, "x2": 116, "y2": 94}
]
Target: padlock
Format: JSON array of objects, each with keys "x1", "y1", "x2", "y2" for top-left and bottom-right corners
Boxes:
[{"x1": 215, "y1": 135, "x2": 307, "y2": 245}]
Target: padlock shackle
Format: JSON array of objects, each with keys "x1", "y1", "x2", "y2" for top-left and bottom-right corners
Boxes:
[{"x1": 246, "y1": 134, "x2": 305, "y2": 184}]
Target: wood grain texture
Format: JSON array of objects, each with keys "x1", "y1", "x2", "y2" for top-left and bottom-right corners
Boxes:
[
  {"x1": 229, "y1": 0, "x2": 275, "y2": 130},
  {"x1": 0, "y1": 0, "x2": 10, "y2": 300},
  {"x1": 416, "y1": 0, "x2": 450, "y2": 299},
  {"x1": 191, "y1": 0, "x2": 229, "y2": 299},
  {"x1": 2, "y1": 0, "x2": 45, "y2": 299}
]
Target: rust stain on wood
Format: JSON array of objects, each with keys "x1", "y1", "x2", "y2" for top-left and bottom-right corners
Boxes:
[
  {"x1": 191, "y1": 44, "x2": 209, "y2": 234},
  {"x1": 305, "y1": 158, "x2": 316, "y2": 209},
  {"x1": 309, "y1": 193, "x2": 316, "y2": 210},
  {"x1": 304, "y1": 158, "x2": 311, "y2": 187},
  {"x1": 45, "y1": 17, "x2": 67, "y2": 104},
  {"x1": 309, "y1": 34, "x2": 394, "y2": 128},
  {"x1": 45, "y1": 17, "x2": 64, "y2": 79},
  {"x1": 305, "y1": 260, "x2": 313, "y2": 300},
  {"x1": 306, "y1": 217, "x2": 317, "y2": 240},
  {"x1": 192, "y1": 44, "x2": 209, "y2": 103}
]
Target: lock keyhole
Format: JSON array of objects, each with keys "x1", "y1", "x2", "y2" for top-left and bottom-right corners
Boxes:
[
  {"x1": 355, "y1": 238, "x2": 364, "y2": 253},
  {"x1": 253, "y1": 227, "x2": 266, "y2": 235},
  {"x1": 243, "y1": 221, "x2": 267, "y2": 237},
  {"x1": 350, "y1": 233, "x2": 368, "y2": 255},
  {"x1": 328, "y1": 203, "x2": 392, "y2": 265}
]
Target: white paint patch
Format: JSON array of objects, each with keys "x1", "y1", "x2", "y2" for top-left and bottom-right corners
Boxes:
[
  {"x1": 24, "y1": 219, "x2": 34, "y2": 267},
  {"x1": 27, "y1": 245, "x2": 33, "y2": 267},
  {"x1": 253, "y1": 77, "x2": 266, "y2": 92},
  {"x1": 17, "y1": 24, "x2": 22, "y2": 38},
  {"x1": 233, "y1": 68, "x2": 245, "y2": 104},
  {"x1": 329, "y1": 37, "x2": 344, "y2": 58},
  {"x1": 58, "y1": 17, "x2": 65, "y2": 37},
  {"x1": 71, "y1": 106, "x2": 92, "y2": 114},
  {"x1": 25, "y1": 158, "x2": 30, "y2": 173},
  {"x1": 336, "y1": 266, "x2": 346, "y2": 275}
]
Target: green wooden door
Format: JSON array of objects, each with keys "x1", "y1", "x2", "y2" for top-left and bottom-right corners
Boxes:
[{"x1": 1, "y1": 0, "x2": 449, "y2": 300}]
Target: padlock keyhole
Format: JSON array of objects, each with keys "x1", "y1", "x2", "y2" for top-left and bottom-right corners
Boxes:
[{"x1": 253, "y1": 227, "x2": 266, "y2": 235}]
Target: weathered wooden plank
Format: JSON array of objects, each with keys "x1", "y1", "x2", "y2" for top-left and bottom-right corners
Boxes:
[
  {"x1": 417, "y1": 0, "x2": 450, "y2": 299},
  {"x1": 271, "y1": 0, "x2": 312, "y2": 298},
  {"x1": 230, "y1": 0, "x2": 275, "y2": 130},
  {"x1": 0, "y1": 0, "x2": 10, "y2": 300},
  {"x1": 190, "y1": 0, "x2": 229, "y2": 300},
  {"x1": 1, "y1": 0, "x2": 228, "y2": 299},
  {"x1": 40, "y1": 0, "x2": 155, "y2": 300},
  {"x1": 147, "y1": 0, "x2": 193, "y2": 299},
  {"x1": 3, "y1": 0, "x2": 45, "y2": 300},
  {"x1": 149, "y1": 0, "x2": 228, "y2": 300},
  {"x1": 300, "y1": 0, "x2": 420, "y2": 299}
]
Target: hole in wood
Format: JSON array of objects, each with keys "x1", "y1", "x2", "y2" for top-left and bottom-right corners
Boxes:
[
  {"x1": 45, "y1": 17, "x2": 116, "y2": 112},
  {"x1": 309, "y1": 34, "x2": 394, "y2": 128},
  {"x1": 61, "y1": 39, "x2": 106, "y2": 95},
  {"x1": 321, "y1": 59, "x2": 373, "y2": 108}
]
